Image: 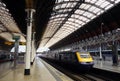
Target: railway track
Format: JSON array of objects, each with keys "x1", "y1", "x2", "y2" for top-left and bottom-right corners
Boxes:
[
  {"x1": 70, "y1": 74, "x2": 105, "y2": 81},
  {"x1": 60, "y1": 69, "x2": 113, "y2": 81},
  {"x1": 40, "y1": 58, "x2": 117, "y2": 81}
]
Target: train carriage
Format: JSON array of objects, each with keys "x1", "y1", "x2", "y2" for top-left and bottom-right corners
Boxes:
[{"x1": 40, "y1": 51, "x2": 94, "y2": 71}]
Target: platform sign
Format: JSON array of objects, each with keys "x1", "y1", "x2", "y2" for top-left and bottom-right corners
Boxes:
[
  {"x1": 20, "y1": 42, "x2": 26, "y2": 45},
  {"x1": 12, "y1": 36, "x2": 20, "y2": 40},
  {"x1": 4, "y1": 41, "x2": 13, "y2": 45}
]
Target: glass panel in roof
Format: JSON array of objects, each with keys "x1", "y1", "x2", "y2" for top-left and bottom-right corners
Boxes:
[
  {"x1": 85, "y1": 19, "x2": 90, "y2": 22},
  {"x1": 100, "y1": 1, "x2": 110, "y2": 8},
  {"x1": 87, "y1": 0, "x2": 97, "y2": 3},
  {"x1": 93, "y1": 7, "x2": 101, "y2": 13},
  {"x1": 61, "y1": 14, "x2": 68, "y2": 16},
  {"x1": 78, "y1": 16, "x2": 85, "y2": 20},
  {"x1": 66, "y1": 2, "x2": 73, "y2": 7},
  {"x1": 58, "y1": 9, "x2": 65, "y2": 13},
  {"x1": 68, "y1": 18, "x2": 75, "y2": 22},
  {"x1": 88, "y1": 6, "x2": 97, "y2": 12},
  {"x1": 80, "y1": 16, "x2": 88, "y2": 21},
  {"x1": 80, "y1": 4, "x2": 87, "y2": 8},
  {"x1": 57, "y1": 0, "x2": 63, "y2": 3},
  {"x1": 64, "y1": 0, "x2": 69, "y2": 1},
  {"x1": 88, "y1": 13, "x2": 94, "y2": 18},
  {"x1": 59, "y1": 34, "x2": 69, "y2": 38},
  {"x1": 75, "y1": 20, "x2": 84, "y2": 25},
  {"x1": 115, "y1": 0, "x2": 120, "y2": 3},
  {"x1": 84, "y1": 4, "x2": 91, "y2": 9},
  {"x1": 83, "y1": 12, "x2": 93, "y2": 17},
  {"x1": 66, "y1": 21, "x2": 75, "y2": 24},
  {"x1": 95, "y1": 0, "x2": 105, "y2": 6},
  {"x1": 58, "y1": 32, "x2": 70, "y2": 37},
  {"x1": 97, "y1": 10, "x2": 104, "y2": 15},
  {"x1": 63, "y1": 9, "x2": 71, "y2": 12},
  {"x1": 105, "y1": 4, "x2": 113, "y2": 10},
  {"x1": 56, "y1": 15, "x2": 60, "y2": 18},
  {"x1": 71, "y1": 2, "x2": 77, "y2": 7},
  {"x1": 54, "y1": 18, "x2": 65, "y2": 21},
  {"x1": 55, "y1": 5, "x2": 61, "y2": 10},
  {"x1": 90, "y1": 15, "x2": 96, "y2": 20},
  {"x1": 61, "y1": 27, "x2": 75, "y2": 32},
  {"x1": 61, "y1": 27, "x2": 74, "y2": 31},
  {"x1": 61, "y1": 3, "x2": 68, "y2": 8},
  {"x1": 75, "y1": 9, "x2": 84, "y2": 14},
  {"x1": 73, "y1": 14, "x2": 80, "y2": 18},
  {"x1": 63, "y1": 24, "x2": 75, "y2": 28},
  {"x1": 75, "y1": 19, "x2": 83, "y2": 23},
  {"x1": 65, "y1": 22, "x2": 75, "y2": 26}
]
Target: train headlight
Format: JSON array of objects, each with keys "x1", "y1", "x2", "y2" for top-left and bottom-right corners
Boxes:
[
  {"x1": 80, "y1": 62, "x2": 94, "y2": 64},
  {"x1": 80, "y1": 62, "x2": 87, "y2": 64}
]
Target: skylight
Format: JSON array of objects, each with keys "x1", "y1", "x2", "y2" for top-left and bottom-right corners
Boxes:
[{"x1": 40, "y1": 0, "x2": 120, "y2": 48}]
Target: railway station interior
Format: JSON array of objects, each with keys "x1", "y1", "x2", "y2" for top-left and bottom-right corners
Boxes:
[{"x1": 1, "y1": 0, "x2": 120, "y2": 81}]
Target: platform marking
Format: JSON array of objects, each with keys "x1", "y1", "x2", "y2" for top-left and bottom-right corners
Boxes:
[{"x1": 39, "y1": 58, "x2": 74, "y2": 81}]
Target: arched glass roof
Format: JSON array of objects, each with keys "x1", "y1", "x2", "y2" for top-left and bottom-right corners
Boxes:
[
  {"x1": 40, "y1": 0, "x2": 120, "y2": 48},
  {"x1": 0, "y1": 1, "x2": 26, "y2": 42}
]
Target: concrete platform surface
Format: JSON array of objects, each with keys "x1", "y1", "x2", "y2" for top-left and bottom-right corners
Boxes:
[
  {"x1": 0, "y1": 57, "x2": 73, "y2": 81},
  {"x1": 94, "y1": 60, "x2": 120, "y2": 73}
]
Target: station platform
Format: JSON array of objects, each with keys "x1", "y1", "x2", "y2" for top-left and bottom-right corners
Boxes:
[
  {"x1": 0, "y1": 57, "x2": 73, "y2": 81},
  {"x1": 93, "y1": 59, "x2": 120, "y2": 73}
]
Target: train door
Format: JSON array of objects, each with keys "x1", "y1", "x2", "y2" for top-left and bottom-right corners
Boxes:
[{"x1": 59, "y1": 54, "x2": 62, "y2": 61}]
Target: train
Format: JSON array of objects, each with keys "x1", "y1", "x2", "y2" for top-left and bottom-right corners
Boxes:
[
  {"x1": 0, "y1": 50, "x2": 14, "y2": 63},
  {"x1": 40, "y1": 51, "x2": 94, "y2": 70}
]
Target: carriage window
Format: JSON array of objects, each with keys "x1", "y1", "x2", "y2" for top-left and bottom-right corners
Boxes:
[{"x1": 80, "y1": 54, "x2": 90, "y2": 58}]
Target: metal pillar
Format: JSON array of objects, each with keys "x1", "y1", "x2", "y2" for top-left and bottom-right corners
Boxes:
[
  {"x1": 33, "y1": 43, "x2": 36, "y2": 61},
  {"x1": 112, "y1": 41, "x2": 118, "y2": 66},
  {"x1": 24, "y1": 9, "x2": 35, "y2": 75},
  {"x1": 31, "y1": 32, "x2": 35, "y2": 65},
  {"x1": 86, "y1": 46, "x2": 87, "y2": 51},
  {"x1": 13, "y1": 36, "x2": 20, "y2": 68},
  {"x1": 99, "y1": 43, "x2": 102, "y2": 60}
]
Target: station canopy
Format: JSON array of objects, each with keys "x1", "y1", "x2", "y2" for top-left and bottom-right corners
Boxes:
[
  {"x1": 0, "y1": 1, "x2": 26, "y2": 42},
  {"x1": 40, "y1": 0, "x2": 120, "y2": 48}
]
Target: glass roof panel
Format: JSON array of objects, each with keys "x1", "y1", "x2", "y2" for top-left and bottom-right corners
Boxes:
[
  {"x1": 84, "y1": 4, "x2": 91, "y2": 9},
  {"x1": 115, "y1": 0, "x2": 120, "y2": 3},
  {"x1": 40, "y1": 0, "x2": 120, "y2": 48},
  {"x1": 61, "y1": 3, "x2": 67, "y2": 8},
  {"x1": 86, "y1": 0, "x2": 97, "y2": 3},
  {"x1": 66, "y1": 2, "x2": 74, "y2": 7},
  {"x1": 75, "y1": 9, "x2": 84, "y2": 14},
  {"x1": 88, "y1": 6, "x2": 97, "y2": 12},
  {"x1": 93, "y1": 7, "x2": 101, "y2": 13},
  {"x1": 105, "y1": 4, "x2": 113, "y2": 10},
  {"x1": 80, "y1": 4, "x2": 87, "y2": 8},
  {"x1": 95, "y1": 0, "x2": 105, "y2": 6},
  {"x1": 100, "y1": 1, "x2": 110, "y2": 8}
]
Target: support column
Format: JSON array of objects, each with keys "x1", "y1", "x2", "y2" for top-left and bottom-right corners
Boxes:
[
  {"x1": 33, "y1": 43, "x2": 36, "y2": 61},
  {"x1": 13, "y1": 36, "x2": 20, "y2": 68},
  {"x1": 99, "y1": 43, "x2": 102, "y2": 60},
  {"x1": 31, "y1": 32, "x2": 35, "y2": 65},
  {"x1": 30, "y1": 39, "x2": 34, "y2": 65},
  {"x1": 24, "y1": 9, "x2": 35, "y2": 75},
  {"x1": 86, "y1": 46, "x2": 87, "y2": 51},
  {"x1": 112, "y1": 41, "x2": 118, "y2": 66}
]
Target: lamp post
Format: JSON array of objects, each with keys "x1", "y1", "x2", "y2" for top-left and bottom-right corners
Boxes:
[
  {"x1": 99, "y1": 23, "x2": 104, "y2": 60},
  {"x1": 13, "y1": 35, "x2": 20, "y2": 68}
]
